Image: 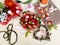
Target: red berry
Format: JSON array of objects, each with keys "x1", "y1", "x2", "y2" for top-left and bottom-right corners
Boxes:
[
  {"x1": 4, "y1": 0, "x2": 14, "y2": 7},
  {"x1": 22, "y1": 24, "x2": 27, "y2": 29},
  {"x1": 0, "y1": 20, "x2": 9, "y2": 25},
  {"x1": 38, "y1": 10, "x2": 43, "y2": 14},
  {"x1": 45, "y1": 13, "x2": 49, "y2": 17},
  {"x1": 41, "y1": 14, "x2": 46, "y2": 18},
  {"x1": 43, "y1": 8, "x2": 48, "y2": 12},
  {"x1": 20, "y1": 11, "x2": 39, "y2": 30},
  {"x1": 47, "y1": 21, "x2": 52, "y2": 25},
  {"x1": 9, "y1": 3, "x2": 22, "y2": 17},
  {"x1": 7, "y1": 14, "x2": 13, "y2": 21},
  {"x1": 36, "y1": 6, "x2": 41, "y2": 10},
  {"x1": 5, "y1": 0, "x2": 22, "y2": 18}
]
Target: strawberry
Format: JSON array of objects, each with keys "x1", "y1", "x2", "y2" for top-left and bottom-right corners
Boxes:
[
  {"x1": 22, "y1": 24, "x2": 27, "y2": 29},
  {"x1": 43, "y1": 8, "x2": 48, "y2": 12},
  {"x1": 20, "y1": 11, "x2": 40, "y2": 31},
  {"x1": 36, "y1": 6, "x2": 41, "y2": 10},
  {"x1": 4, "y1": 0, "x2": 22, "y2": 18},
  {"x1": 47, "y1": 21, "x2": 52, "y2": 26},
  {"x1": 45, "y1": 13, "x2": 49, "y2": 17},
  {"x1": 9, "y1": 3, "x2": 22, "y2": 17},
  {"x1": 4, "y1": 0, "x2": 15, "y2": 7},
  {"x1": 41, "y1": 14, "x2": 46, "y2": 18},
  {"x1": 7, "y1": 14, "x2": 13, "y2": 21},
  {"x1": 38, "y1": 10, "x2": 43, "y2": 14}
]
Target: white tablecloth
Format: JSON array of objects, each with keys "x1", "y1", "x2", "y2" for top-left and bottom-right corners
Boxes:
[{"x1": 0, "y1": 0, "x2": 60, "y2": 45}]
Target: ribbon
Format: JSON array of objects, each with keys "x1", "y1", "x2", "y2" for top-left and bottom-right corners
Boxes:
[{"x1": 33, "y1": 25, "x2": 50, "y2": 41}]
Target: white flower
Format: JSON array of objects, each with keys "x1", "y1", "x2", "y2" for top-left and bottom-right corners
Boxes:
[
  {"x1": 25, "y1": 4, "x2": 35, "y2": 12},
  {"x1": 49, "y1": 5, "x2": 57, "y2": 13}
]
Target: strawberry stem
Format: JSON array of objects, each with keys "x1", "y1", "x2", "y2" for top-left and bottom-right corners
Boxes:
[{"x1": 25, "y1": 30, "x2": 31, "y2": 37}]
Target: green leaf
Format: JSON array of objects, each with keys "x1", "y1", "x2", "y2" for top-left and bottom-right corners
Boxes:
[
  {"x1": 17, "y1": 0, "x2": 32, "y2": 4},
  {"x1": 54, "y1": 25, "x2": 57, "y2": 30},
  {"x1": 16, "y1": 0, "x2": 22, "y2": 3},
  {"x1": 19, "y1": 20, "x2": 23, "y2": 25},
  {"x1": 21, "y1": 0, "x2": 32, "y2": 4},
  {"x1": 28, "y1": 31, "x2": 31, "y2": 33},
  {"x1": 22, "y1": 11, "x2": 26, "y2": 14},
  {"x1": 25, "y1": 30, "x2": 31, "y2": 37},
  {"x1": 25, "y1": 31, "x2": 29, "y2": 37},
  {"x1": 0, "y1": 2, "x2": 4, "y2": 8},
  {"x1": 39, "y1": 21, "x2": 41, "y2": 24},
  {"x1": 47, "y1": 25, "x2": 57, "y2": 31},
  {"x1": 38, "y1": 16, "x2": 41, "y2": 24},
  {"x1": 47, "y1": 25, "x2": 54, "y2": 31}
]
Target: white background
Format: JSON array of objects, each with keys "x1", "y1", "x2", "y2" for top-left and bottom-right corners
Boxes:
[{"x1": 0, "y1": 0, "x2": 60, "y2": 45}]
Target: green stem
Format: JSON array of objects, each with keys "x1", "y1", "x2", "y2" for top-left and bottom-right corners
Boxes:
[
  {"x1": 17, "y1": 0, "x2": 32, "y2": 4},
  {"x1": 25, "y1": 30, "x2": 31, "y2": 37}
]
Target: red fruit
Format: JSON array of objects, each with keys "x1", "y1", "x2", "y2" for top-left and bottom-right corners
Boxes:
[
  {"x1": 43, "y1": 8, "x2": 48, "y2": 12},
  {"x1": 0, "y1": 14, "x2": 12, "y2": 25},
  {"x1": 5, "y1": 0, "x2": 22, "y2": 18},
  {"x1": 41, "y1": 14, "x2": 46, "y2": 18},
  {"x1": 20, "y1": 11, "x2": 39, "y2": 30},
  {"x1": 36, "y1": 6, "x2": 41, "y2": 10},
  {"x1": 27, "y1": 24, "x2": 32, "y2": 29},
  {"x1": 22, "y1": 24, "x2": 27, "y2": 29},
  {"x1": 7, "y1": 14, "x2": 13, "y2": 21},
  {"x1": 45, "y1": 13, "x2": 49, "y2": 17},
  {"x1": 4, "y1": 0, "x2": 15, "y2": 7},
  {"x1": 38, "y1": 10, "x2": 43, "y2": 14},
  {"x1": 21, "y1": 17, "x2": 25, "y2": 23},
  {"x1": 0, "y1": 20, "x2": 9, "y2": 25},
  {"x1": 23, "y1": 13, "x2": 33, "y2": 21},
  {"x1": 0, "y1": 22, "x2": 8, "y2": 25},
  {"x1": 31, "y1": 19, "x2": 38, "y2": 25},
  {"x1": 9, "y1": 3, "x2": 22, "y2": 17},
  {"x1": 47, "y1": 21, "x2": 52, "y2": 25}
]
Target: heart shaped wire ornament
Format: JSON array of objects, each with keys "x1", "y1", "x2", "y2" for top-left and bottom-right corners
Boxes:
[{"x1": 33, "y1": 25, "x2": 51, "y2": 41}]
